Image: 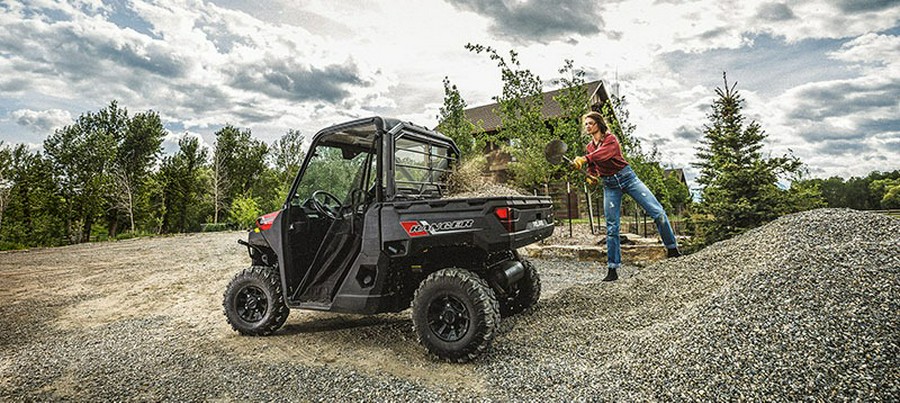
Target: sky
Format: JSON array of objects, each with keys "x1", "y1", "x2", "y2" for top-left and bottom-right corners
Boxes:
[{"x1": 1, "y1": 0, "x2": 898, "y2": 189}]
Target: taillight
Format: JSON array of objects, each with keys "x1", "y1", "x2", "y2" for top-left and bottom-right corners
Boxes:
[
  {"x1": 494, "y1": 207, "x2": 518, "y2": 231},
  {"x1": 494, "y1": 207, "x2": 510, "y2": 220}
]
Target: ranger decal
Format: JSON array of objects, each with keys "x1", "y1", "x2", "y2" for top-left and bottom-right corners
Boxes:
[{"x1": 400, "y1": 219, "x2": 475, "y2": 237}]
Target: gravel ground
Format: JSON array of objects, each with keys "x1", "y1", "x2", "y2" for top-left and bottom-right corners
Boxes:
[{"x1": 0, "y1": 208, "x2": 897, "y2": 401}]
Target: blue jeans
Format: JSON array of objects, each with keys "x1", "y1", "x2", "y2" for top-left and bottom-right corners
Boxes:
[{"x1": 601, "y1": 165, "x2": 678, "y2": 269}]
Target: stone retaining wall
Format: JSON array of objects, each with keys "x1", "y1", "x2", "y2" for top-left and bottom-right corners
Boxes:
[{"x1": 522, "y1": 244, "x2": 666, "y2": 262}]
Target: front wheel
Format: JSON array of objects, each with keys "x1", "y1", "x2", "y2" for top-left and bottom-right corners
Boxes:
[
  {"x1": 412, "y1": 268, "x2": 500, "y2": 362},
  {"x1": 223, "y1": 266, "x2": 289, "y2": 336}
]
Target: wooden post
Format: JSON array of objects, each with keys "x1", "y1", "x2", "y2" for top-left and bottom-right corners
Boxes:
[
  {"x1": 566, "y1": 181, "x2": 573, "y2": 237},
  {"x1": 584, "y1": 183, "x2": 594, "y2": 235}
]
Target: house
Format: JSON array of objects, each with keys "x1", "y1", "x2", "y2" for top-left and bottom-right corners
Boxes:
[
  {"x1": 463, "y1": 80, "x2": 615, "y2": 184},
  {"x1": 464, "y1": 79, "x2": 615, "y2": 137},
  {"x1": 664, "y1": 168, "x2": 686, "y2": 187},
  {"x1": 461, "y1": 80, "x2": 616, "y2": 218}
]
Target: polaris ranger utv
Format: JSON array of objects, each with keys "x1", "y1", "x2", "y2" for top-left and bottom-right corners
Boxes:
[{"x1": 223, "y1": 116, "x2": 554, "y2": 362}]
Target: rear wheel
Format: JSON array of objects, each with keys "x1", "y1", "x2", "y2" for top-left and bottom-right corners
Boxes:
[
  {"x1": 412, "y1": 268, "x2": 500, "y2": 362},
  {"x1": 499, "y1": 258, "x2": 541, "y2": 317},
  {"x1": 223, "y1": 266, "x2": 288, "y2": 336}
]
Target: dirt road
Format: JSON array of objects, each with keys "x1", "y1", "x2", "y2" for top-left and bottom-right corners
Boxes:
[
  {"x1": 0, "y1": 231, "x2": 606, "y2": 400},
  {"x1": 2, "y1": 209, "x2": 895, "y2": 401}
]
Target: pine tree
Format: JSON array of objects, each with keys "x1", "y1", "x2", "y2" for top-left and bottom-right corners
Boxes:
[{"x1": 692, "y1": 73, "x2": 806, "y2": 245}]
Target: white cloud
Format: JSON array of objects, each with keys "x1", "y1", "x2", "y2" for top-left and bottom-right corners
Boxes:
[
  {"x1": 0, "y1": 0, "x2": 897, "y2": 181},
  {"x1": 161, "y1": 130, "x2": 210, "y2": 157},
  {"x1": 9, "y1": 109, "x2": 73, "y2": 133},
  {"x1": 828, "y1": 33, "x2": 900, "y2": 72},
  {"x1": 749, "y1": 1, "x2": 900, "y2": 43}
]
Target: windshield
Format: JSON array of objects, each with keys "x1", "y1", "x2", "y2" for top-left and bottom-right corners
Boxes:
[{"x1": 294, "y1": 127, "x2": 377, "y2": 208}]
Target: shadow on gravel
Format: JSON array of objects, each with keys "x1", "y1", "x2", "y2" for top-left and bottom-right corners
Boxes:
[
  {"x1": 276, "y1": 314, "x2": 410, "y2": 334},
  {"x1": 0, "y1": 294, "x2": 94, "y2": 349}
]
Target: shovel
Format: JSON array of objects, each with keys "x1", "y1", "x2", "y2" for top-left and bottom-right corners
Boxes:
[
  {"x1": 544, "y1": 139, "x2": 572, "y2": 165},
  {"x1": 545, "y1": 139, "x2": 599, "y2": 183}
]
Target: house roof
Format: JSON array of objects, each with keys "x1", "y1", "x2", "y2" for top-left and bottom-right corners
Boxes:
[
  {"x1": 664, "y1": 168, "x2": 686, "y2": 185},
  {"x1": 463, "y1": 80, "x2": 611, "y2": 133}
]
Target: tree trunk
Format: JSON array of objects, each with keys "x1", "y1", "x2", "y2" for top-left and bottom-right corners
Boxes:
[
  {"x1": 108, "y1": 214, "x2": 119, "y2": 238},
  {"x1": 179, "y1": 197, "x2": 187, "y2": 233},
  {"x1": 129, "y1": 204, "x2": 135, "y2": 233},
  {"x1": 81, "y1": 214, "x2": 93, "y2": 243},
  {"x1": 19, "y1": 184, "x2": 32, "y2": 238}
]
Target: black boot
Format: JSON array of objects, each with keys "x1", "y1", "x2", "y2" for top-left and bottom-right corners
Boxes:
[
  {"x1": 602, "y1": 267, "x2": 618, "y2": 282},
  {"x1": 666, "y1": 247, "x2": 682, "y2": 258}
]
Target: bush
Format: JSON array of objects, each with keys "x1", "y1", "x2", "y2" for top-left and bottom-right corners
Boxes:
[
  {"x1": 0, "y1": 240, "x2": 27, "y2": 251},
  {"x1": 229, "y1": 194, "x2": 261, "y2": 230},
  {"x1": 200, "y1": 223, "x2": 233, "y2": 232}
]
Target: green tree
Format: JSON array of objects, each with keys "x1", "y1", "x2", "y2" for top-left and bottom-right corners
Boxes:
[
  {"x1": 815, "y1": 176, "x2": 851, "y2": 207},
  {"x1": 109, "y1": 110, "x2": 166, "y2": 234},
  {"x1": 229, "y1": 193, "x2": 262, "y2": 230},
  {"x1": 844, "y1": 177, "x2": 875, "y2": 209},
  {"x1": 265, "y1": 129, "x2": 306, "y2": 211},
  {"x1": 209, "y1": 145, "x2": 230, "y2": 225},
  {"x1": 295, "y1": 146, "x2": 359, "y2": 201},
  {"x1": 795, "y1": 170, "x2": 898, "y2": 210},
  {"x1": 549, "y1": 59, "x2": 591, "y2": 184},
  {"x1": 466, "y1": 43, "x2": 553, "y2": 188},
  {"x1": 692, "y1": 73, "x2": 809, "y2": 245},
  {"x1": 0, "y1": 145, "x2": 64, "y2": 248},
  {"x1": 160, "y1": 136, "x2": 208, "y2": 233},
  {"x1": 663, "y1": 168, "x2": 693, "y2": 215},
  {"x1": 143, "y1": 171, "x2": 167, "y2": 234},
  {"x1": 880, "y1": 183, "x2": 900, "y2": 208},
  {"x1": 783, "y1": 176, "x2": 827, "y2": 213},
  {"x1": 0, "y1": 143, "x2": 13, "y2": 237},
  {"x1": 871, "y1": 178, "x2": 900, "y2": 208},
  {"x1": 436, "y1": 76, "x2": 481, "y2": 158},
  {"x1": 44, "y1": 103, "x2": 120, "y2": 242},
  {"x1": 212, "y1": 125, "x2": 268, "y2": 212},
  {"x1": 270, "y1": 129, "x2": 306, "y2": 185}
]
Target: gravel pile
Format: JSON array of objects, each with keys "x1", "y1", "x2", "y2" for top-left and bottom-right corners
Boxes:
[
  {"x1": 0, "y1": 208, "x2": 896, "y2": 401},
  {"x1": 480, "y1": 208, "x2": 899, "y2": 401},
  {"x1": 450, "y1": 182, "x2": 527, "y2": 199},
  {"x1": 444, "y1": 155, "x2": 527, "y2": 198}
]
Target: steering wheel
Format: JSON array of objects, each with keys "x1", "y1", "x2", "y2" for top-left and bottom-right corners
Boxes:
[{"x1": 310, "y1": 190, "x2": 342, "y2": 219}]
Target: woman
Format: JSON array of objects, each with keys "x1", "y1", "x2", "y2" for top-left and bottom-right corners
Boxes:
[{"x1": 572, "y1": 111, "x2": 681, "y2": 282}]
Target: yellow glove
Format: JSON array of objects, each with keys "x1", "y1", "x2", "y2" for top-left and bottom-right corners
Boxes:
[
  {"x1": 571, "y1": 156, "x2": 587, "y2": 170},
  {"x1": 586, "y1": 175, "x2": 598, "y2": 186}
]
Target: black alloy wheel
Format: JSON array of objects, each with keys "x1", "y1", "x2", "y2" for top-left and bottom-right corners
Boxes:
[
  {"x1": 412, "y1": 268, "x2": 500, "y2": 362},
  {"x1": 223, "y1": 266, "x2": 289, "y2": 336},
  {"x1": 235, "y1": 285, "x2": 268, "y2": 323},
  {"x1": 427, "y1": 294, "x2": 471, "y2": 342}
]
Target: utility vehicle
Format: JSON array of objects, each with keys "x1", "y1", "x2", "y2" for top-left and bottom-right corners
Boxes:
[{"x1": 223, "y1": 117, "x2": 554, "y2": 361}]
